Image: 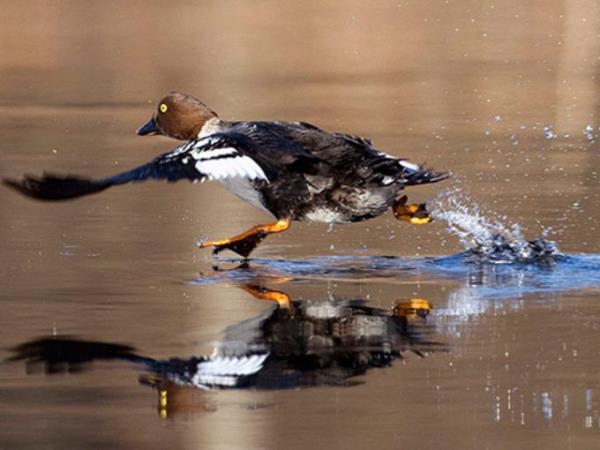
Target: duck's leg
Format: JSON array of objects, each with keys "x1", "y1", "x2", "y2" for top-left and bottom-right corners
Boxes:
[
  {"x1": 239, "y1": 284, "x2": 292, "y2": 309},
  {"x1": 392, "y1": 195, "x2": 433, "y2": 225},
  {"x1": 198, "y1": 219, "x2": 291, "y2": 257}
]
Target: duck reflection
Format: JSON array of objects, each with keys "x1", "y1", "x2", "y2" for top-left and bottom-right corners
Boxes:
[
  {"x1": 8, "y1": 284, "x2": 444, "y2": 416},
  {"x1": 215, "y1": 285, "x2": 441, "y2": 389}
]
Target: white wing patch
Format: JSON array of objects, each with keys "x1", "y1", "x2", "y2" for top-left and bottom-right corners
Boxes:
[
  {"x1": 191, "y1": 354, "x2": 268, "y2": 388},
  {"x1": 195, "y1": 147, "x2": 238, "y2": 160},
  {"x1": 190, "y1": 146, "x2": 269, "y2": 182},
  {"x1": 399, "y1": 160, "x2": 421, "y2": 172},
  {"x1": 162, "y1": 141, "x2": 195, "y2": 160}
]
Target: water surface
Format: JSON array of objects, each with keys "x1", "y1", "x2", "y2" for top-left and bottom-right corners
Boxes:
[{"x1": 1, "y1": 1, "x2": 599, "y2": 449}]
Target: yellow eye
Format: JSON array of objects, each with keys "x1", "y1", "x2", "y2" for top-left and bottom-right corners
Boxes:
[{"x1": 159, "y1": 103, "x2": 168, "y2": 113}]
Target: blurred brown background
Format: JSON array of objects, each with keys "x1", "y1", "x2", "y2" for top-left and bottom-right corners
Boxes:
[{"x1": 0, "y1": 1, "x2": 599, "y2": 449}]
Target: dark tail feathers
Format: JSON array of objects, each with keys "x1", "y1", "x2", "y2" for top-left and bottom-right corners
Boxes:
[{"x1": 404, "y1": 167, "x2": 450, "y2": 186}]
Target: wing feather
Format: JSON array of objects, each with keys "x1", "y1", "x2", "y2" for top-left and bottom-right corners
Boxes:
[{"x1": 4, "y1": 134, "x2": 272, "y2": 201}]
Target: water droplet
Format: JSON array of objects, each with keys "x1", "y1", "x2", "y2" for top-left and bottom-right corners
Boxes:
[
  {"x1": 584, "y1": 124, "x2": 596, "y2": 142},
  {"x1": 543, "y1": 125, "x2": 557, "y2": 139}
]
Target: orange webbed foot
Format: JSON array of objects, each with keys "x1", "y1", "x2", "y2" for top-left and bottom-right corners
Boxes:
[
  {"x1": 198, "y1": 219, "x2": 291, "y2": 257},
  {"x1": 393, "y1": 195, "x2": 433, "y2": 225}
]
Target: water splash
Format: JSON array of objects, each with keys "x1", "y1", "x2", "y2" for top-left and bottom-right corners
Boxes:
[{"x1": 429, "y1": 188, "x2": 559, "y2": 264}]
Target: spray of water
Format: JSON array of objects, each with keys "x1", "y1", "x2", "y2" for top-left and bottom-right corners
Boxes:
[{"x1": 428, "y1": 188, "x2": 559, "y2": 264}]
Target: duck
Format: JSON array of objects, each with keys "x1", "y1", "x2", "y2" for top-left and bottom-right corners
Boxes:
[{"x1": 3, "y1": 92, "x2": 449, "y2": 257}]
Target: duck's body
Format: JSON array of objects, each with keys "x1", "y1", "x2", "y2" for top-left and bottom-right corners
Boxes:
[
  {"x1": 4, "y1": 92, "x2": 448, "y2": 256},
  {"x1": 174, "y1": 117, "x2": 446, "y2": 224}
]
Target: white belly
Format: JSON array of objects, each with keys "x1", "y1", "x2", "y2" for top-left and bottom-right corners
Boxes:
[
  {"x1": 219, "y1": 177, "x2": 270, "y2": 214},
  {"x1": 304, "y1": 207, "x2": 347, "y2": 223}
]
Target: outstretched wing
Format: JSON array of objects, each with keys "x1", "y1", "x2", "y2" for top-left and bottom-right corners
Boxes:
[{"x1": 3, "y1": 134, "x2": 271, "y2": 201}]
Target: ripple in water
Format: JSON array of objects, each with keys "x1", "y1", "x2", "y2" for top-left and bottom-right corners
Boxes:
[{"x1": 429, "y1": 188, "x2": 560, "y2": 264}]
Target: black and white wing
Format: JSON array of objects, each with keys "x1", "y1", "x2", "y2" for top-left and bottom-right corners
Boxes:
[
  {"x1": 3, "y1": 134, "x2": 272, "y2": 201},
  {"x1": 190, "y1": 353, "x2": 269, "y2": 388},
  {"x1": 186, "y1": 134, "x2": 271, "y2": 182},
  {"x1": 163, "y1": 353, "x2": 269, "y2": 389}
]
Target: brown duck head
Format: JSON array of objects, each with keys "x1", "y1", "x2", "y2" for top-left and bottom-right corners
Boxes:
[{"x1": 137, "y1": 92, "x2": 218, "y2": 141}]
